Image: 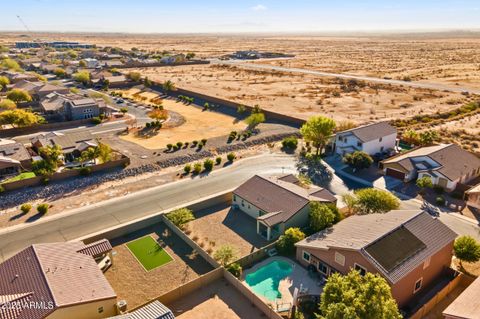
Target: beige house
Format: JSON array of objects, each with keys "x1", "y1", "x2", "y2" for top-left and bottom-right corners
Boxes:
[
  {"x1": 466, "y1": 184, "x2": 480, "y2": 209},
  {"x1": 0, "y1": 240, "x2": 117, "y2": 319},
  {"x1": 233, "y1": 174, "x2": 337, "y2": 240},
  {"x1": 0, "y1": 139, "x2": 32, "y2": 177},
  {"x1": 380, "y1": 144, "x2": 480, "y2": 192},
  {"x1": 295, "y1": 210, "x2": 457, "y2": 309}
]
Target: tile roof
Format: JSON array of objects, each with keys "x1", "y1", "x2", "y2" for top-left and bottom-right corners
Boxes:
[
  {"x1": 233, "y1": 175, "x2": 336, "y2": 226},
  {"x1": 0, "y1": 142, "x2": 31, "y2": 162},
  {"x1": 296, "y1": 210, "x2": 457, "y2": 284},
  {"x1": 109, "y1": 301, "x2": 175, "y2": 319},
  {"x1": 443, "y1": 276, "x2": 480, "y2": 319},
  {"x1": 76, "y1": 239, "x2": 112, "y2": 258},
  {"x1": 382, "y1": 144, "x2": 480, "y2": 181},
  {"x1": 0, "y1": 241, "x2": 116, "y2": 319},
  {"x1": 338, "y1": 122, "x2": 397, "y2": 143},
  {"x1": 32, "y1": 131, "x2": 95, "y2": 152}
]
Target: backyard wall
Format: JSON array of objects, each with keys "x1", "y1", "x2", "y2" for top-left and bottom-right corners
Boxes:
[
  {"x1": 233, "y1": 241, "x2": 278, "y2": 269},
  {"x1": 1, "y1": 156, "x2": 130, "y2": 192},
  {"x1": 118, "y1": 60, "x2": 209, "y2": 69}
]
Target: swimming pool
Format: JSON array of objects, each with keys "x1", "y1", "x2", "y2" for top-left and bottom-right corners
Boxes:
[{"x1": 245, "y1": 260, "x2": 293, "y2": 301}]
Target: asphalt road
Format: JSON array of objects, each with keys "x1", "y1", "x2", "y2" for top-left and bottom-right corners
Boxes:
[{"x1": 213, "y1": 60, "x2": 480, "y2": 95}]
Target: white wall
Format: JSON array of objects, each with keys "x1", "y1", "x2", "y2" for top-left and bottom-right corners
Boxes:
[
  {"x1": 336, "y1": 132, "x2": 396, "y2": 156},
  {"x1": 233, "y1": 194, "x2": 262, "y2": 219}
]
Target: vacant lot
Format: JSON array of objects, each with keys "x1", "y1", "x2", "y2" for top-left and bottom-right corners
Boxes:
[
  {"x1": 121, "y1": 98, "x2": 246, "y2": 149},
  {"x1": 168, "y1": 277, "x2": 266, "y2": 319},
  {"x1": 105, "y1": 223, "x2": 213, "y2": 308},
  {"x1": 184, "y1": 203, "x2": 270, "y2": 258}
]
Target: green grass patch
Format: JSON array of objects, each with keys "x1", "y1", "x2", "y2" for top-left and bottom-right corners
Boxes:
[
  {"x1": 126, "y1": 236, "x2": 173, "y2": 271},
  {"x1": 2, "y1": 172, "x2": 36, "y2": 184}
]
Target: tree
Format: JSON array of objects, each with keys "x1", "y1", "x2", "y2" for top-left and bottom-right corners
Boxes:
[
  {"x1": 67, "y1": 49, "x2": 78, "y2": 59},
  {"x1": 79, "y1": 60, "x2": 87, "y2": 67},
  {"x1": 73, "y1": 71, "x2": 90, "y2": 85},
  {"x1": 38, "y1": 145, "x2": 63, "y2": 172},
  {"x1": 244, "y1": 112, "x2": 265, "y2": 130},
  {"x1": 53, "y1": 67, "x2": 67, "y2": 78},
  {"x1": 300, "y1": 116, "x2": 336, "y2": 156},
  {"x1": 162, "y1": 80, "x2": 176, "y2": 92},
  {"x1": 148, "y1": 109, "x2": 168, "y2": 121},
  {"x1": 213, "y1": 245, "x2": 237, "y2": 266},
  {"x1": 183, "y1": 164, "x2": 192, "y2": 174},
  {"x1": 454, "y1": 235, "x2": 480, "y2": 266},
  {"x1": 0, "y1": 99, "x2": 16, "y2": 110},
  {"x1": 416, "y1": 176, "x2": 433, "y2": 194},
  {"x1": 0, "y1": 109, "x2": 43, "y2": 127},
  {"x1": 97, "y1": 142, "x2": 113, "y2": 163},
  {"x1": 120, "y1": 107, "x2": 128, "y2": 115},
  {"x1": 127, "y1": 71, "x2": 141, "y2": 82},
  {"x1": 309, "y1": 203, "x2": 339, "y2": 232},
  {"x1": 193, "y1": 162, "x2": 202, "y2": 174},
  {"x1": 343, "y1": 151, "x2": 373, "y2": 171},
  {"x1": 319, "y1": 271, "x2": 401, "y2": 319},
  {"x1": 282, "y1": 136, "x2": 298, "y2": 150},
  {"x1": 186, "y1": 52, "x2": 196, "y2": 60},
  {"x1": 80, "y1": 147, "x2": 98, "y2": 166},
  {"x1": 276, "y1": 227, "x2": 305, "y2": 254},
  {"x1": 6, "y1": 89, "x2": 32, "y2": 104},
  {"x1": 0, "y1": 75, "x2": 10, "y2": 89},
  {"x1": 419, "y1": 130, "x2": 439, "y2": 146},
  {"x1": 350, "y1": 188, "x2": 400, "y2": 215},
  {"x1": 203, "y1": 159, "x2": 214, "y2": 171},
  {"x1": 226, "y1": 262, "x2": 242, "y2": 277},
  {"x1": 166, "y1": 208, "x2": 195, "y2": 228},
  {"x1": 1, "y1": 58, "x2": 22, "y2": 71}
]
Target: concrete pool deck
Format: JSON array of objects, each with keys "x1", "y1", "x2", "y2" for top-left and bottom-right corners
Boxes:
[{"x1": 241, "y1": 256, "x2": 322, "y2": 310}]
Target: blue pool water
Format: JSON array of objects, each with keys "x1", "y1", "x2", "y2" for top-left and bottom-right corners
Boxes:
[{"x1": 245, "y1": 260, "x2": 293, "y2": 301}]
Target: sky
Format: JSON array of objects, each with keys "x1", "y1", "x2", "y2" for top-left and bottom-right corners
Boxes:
[{"x1": 1, "y1": 0, "x2": 479, "y2": 34}]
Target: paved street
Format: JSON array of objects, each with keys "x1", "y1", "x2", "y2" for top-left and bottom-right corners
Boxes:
[{"x1": 214, "y1": 60, "x2": 480, "y2": 95}]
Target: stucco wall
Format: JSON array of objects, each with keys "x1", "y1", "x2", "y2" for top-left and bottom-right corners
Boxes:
[
  {"x1": 46, "y1": 298, "x2": 117, "y2": 319},
  {"x1": 233, "y1": 194, "x2": 263, "y2": 219},
  {"x1": 336, "y1": 132, "x2": 396, "y2": 156},
  {"x1": 467, "y1": 192, "x2": 480, "y2": 209},
  {"x1": 284, "y1": 203, "x2": 310, "y2": 230}
]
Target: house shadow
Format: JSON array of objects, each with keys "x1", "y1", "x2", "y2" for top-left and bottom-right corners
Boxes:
[{"x1": 221, "y1": 207, "x2": 270, "y2": 249}]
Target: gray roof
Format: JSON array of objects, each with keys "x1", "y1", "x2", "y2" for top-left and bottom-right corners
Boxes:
[
  {"x1": 382, "y1": 144, "x2": 480, "y2": 182},
  {"x1": 234, "y1": 175, "x2": 336, "y2": 226},
  {"x1": 296, "y1": 210, "x2": 457, "y2": 284},
  {"x1": 0, "y1": 141, "x2": 31, "y2": 162},
  {"x1": 32, "y1": 131, "x2": 95, "y2": 152},
  {"x1": 338, "y1": 122, "x2": 397, "y2": 143},
  {"x1": 110, "y1": 301, "x2": 175, "y2": 319}
]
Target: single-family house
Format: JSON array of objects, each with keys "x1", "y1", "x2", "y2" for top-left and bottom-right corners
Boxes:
[
  {"x1": 443, "y1": 275, "x2": 480, "y2": 319},
  {"x1": 108, "y1": 301, "x2": 175, "y2": 319},
  {"x1": 63, "y1": 96, "x2": 104, "y2": 120},
  {"x1": 0, "y1": 240, "x2": 117, "y2": 319},
  {"x1": 0, "y1": 139, "x2": 32, "y2": 177},
  {"x1": 10, "y1": 80, "x2": 70, "y2": 100},
  {"x1": 31, "y1": 131, "x2": 97, "y2": 161},
  {"x1": 233, "y1": 174, "x2": 337, "y2": 240},
  {"x1": 0, "y1": 71, "x2": 38, "y2": 84},
  {"x1": 466, "y1": 184, "x2": 480, "y2": 210},
  {"x1": 334, "y1": 122, "x2": 398, "y2": 156},
  {"x1": 84, "y1": 58, "x2": 100, "y2": 69},
  {"x1": 380, "y1": 144, "x2": 480, "y2": 191},
  {"x1": 295, "y1": 210, "x2": 457, "y2": 309}
]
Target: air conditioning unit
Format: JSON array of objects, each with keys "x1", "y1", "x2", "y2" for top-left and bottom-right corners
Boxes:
[{"x1": 116, "y1": 300, "x2": 127, "y2": 314}]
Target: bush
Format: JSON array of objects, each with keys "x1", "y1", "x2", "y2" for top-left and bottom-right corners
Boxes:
[
  {"x1": 192, "y1": 140, "x2": 198, "y2": 146},
  {"x1": 166, "y1": 144, "x2": 173, "y2": 151},
  {"x1": 433, "y1": 185, "x2": 444, "y2": 194},
  {"x1": 201, "y1": 138, "x2": 207, "y2": 145},
  {"x1": 226, "y1": 263, "x2": 242, "y2": 278},
  {"x1": 436, "y1": 196, "x2": 446, "y2": 206},
  {"x1": 36, "y1": 203, "x2": 49, "y2": 215},
  {"x1": 204, "y1": 159, "x2": 214, "y2": 171},
  {"x1": 20, "y1": 203, "x2": 32, "y2": 214},
  {"x1": 183, "y1": 164, "x2": 191, "y2": 174},
  {"x1": 215, "y1": 157, "x2": 222, "y2": 165},
  {"x1": 227, "y1": 152, "x2": 236, "y2": 162},
  {"x1": 282, "y1": 136, "x2": 298, "y2": 150},
  {"x1": 176, "y1": 141, "x2": 183, "y2": 148},
  {"x1": 166, "y1": 208, "x2": 195, "y2": 228},
  {"x1": 276, "y1": 227, "x2": 305, "y2": 255},
  {"x1": 213, "y1": 245, "x2": 237, "y2": 266},
  {"x1": 146, "y1": 122, "x2": 151, "y2": 128},
  {"x1": 79, "y1": 167, "x2": 92, "y2": 176},
  {"x1": 454, "y1": 235, "x2": 480, "y2": 264},
  {"x1": 193, "y1": 162, "x2": 202, "y2": 174},
  {"x1": 343, "y1": 151, "x2": 373, "y2": 170}
]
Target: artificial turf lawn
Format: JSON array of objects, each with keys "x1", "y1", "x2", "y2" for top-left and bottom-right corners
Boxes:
[{"x1": 126, "y1": 236, "x2": 173, "y2": 271}]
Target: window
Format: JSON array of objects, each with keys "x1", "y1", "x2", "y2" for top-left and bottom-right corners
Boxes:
[
  {"x1": 248, "y1": 204, "x2": 251, "y2": 209},
  {"x1": 414, "y1": 278, "x2": 423, "y2": 293},
  {"x1": 423, "y1": 257, "x2": 431, "y2": 269},
  {"x1": 241, "y1": 200, "x2": 245, "y2": 207},
  {"x1": 334, "y1": 252, "x2": 345, "y2": 266},
  {"x1": 354, "y1": 263, "x2": 367, "y2": 276},
  {"x1": 344, "y1": 138, "x2": 348, "y2": 143},
  {"x1": 318, "y1": 262, "x2": 328, "y2": 275},
  {"x1": 303, "y1": 251, "x2": 311, "y2": 262},
  {"x1": 98, "y1": 307, "x2": 104, "y2": 314},
  {"x1": 357, "y1": 142, "x2": 362, "y2": 147},
  {"x1": 233, "y1": 195, "x2": 237, "y2": 202}
]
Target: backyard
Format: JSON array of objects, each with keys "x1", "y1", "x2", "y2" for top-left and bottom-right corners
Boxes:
[
  {"x1": 120, "y1": 97, "x2": 247, "y2": 149},
  {"x1": 104, "y1": 223, "x2": 213, "y2": 308}
]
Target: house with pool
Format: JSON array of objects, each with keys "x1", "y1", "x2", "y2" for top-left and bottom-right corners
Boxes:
[
  {"x1": 295, "y1": 210, "x2": 457, "y2": 310},
  {"x1": 233, "y1": 174, "x2": 337, "y2": 240}
]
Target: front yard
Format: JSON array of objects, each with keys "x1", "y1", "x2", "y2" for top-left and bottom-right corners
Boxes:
[{"x1": 104, "y1": 223, "x2": 213, "y2": 308}]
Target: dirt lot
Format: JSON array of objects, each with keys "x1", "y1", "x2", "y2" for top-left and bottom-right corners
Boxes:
[
  {"x1": 105, "y1": 223, "x2": 213, "y2": 308},
  {"x1": 184, "y1": 203, "x2": 270, "y2": 258},
  {"x1": 167, "y1": 277, "x2": 266, "y2": 319},
  {"x1": 121, "y1": 97, "x2": 247, "y2": 149}
]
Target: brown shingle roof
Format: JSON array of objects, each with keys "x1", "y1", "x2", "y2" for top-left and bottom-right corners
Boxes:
[
  {"x1": 338, "y1": 122, "x2": 397, "y2": 143},
  {"x1": 297, "y1": 210, "x2": 457, "y2": 284},
  {"x1": 443, "y1": 276, "x2": 480, "y2": 319},
  {"x1": 0, "y1": 241, "x2": 116, "y2": 319},
  {"x1": 233, "y1": 175, "x2": 336, "y2": 226},
  {"x1": 0, "y1": 141, "x2": 31, "y2": 163}
]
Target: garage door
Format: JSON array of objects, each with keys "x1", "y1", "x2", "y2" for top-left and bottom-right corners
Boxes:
[{"x1": 386, "y1": 168, "x2": 405, "y2": 180}]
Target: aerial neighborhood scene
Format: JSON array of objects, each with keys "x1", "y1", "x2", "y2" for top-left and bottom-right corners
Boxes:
[{"x1": 1, "y1": 1, "x2": 480, "y2": 319}]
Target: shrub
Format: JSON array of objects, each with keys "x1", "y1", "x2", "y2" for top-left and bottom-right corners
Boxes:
[
  {"x1": 184, "y1": 164, "x2": 191, "y2": 174},
  {"x1": 436, "y1": 196, "x2": 446, "y2": 206},
  {"x1": 20, "y1": 203, "x2": 32, "y2": 214},
  {"x1": 204, "y1": 159, "x2": 214, "y2": 171},
  {"x1": 192, "y1": 140, "x2": 198, "y2": 146},
  {"x1": 193, "y1": 162, "x2": 202, "y2": 174},
  {"x1": 166, "y1": 208, "x2": 195, "y2": 227},
  {"x1": 36, "y1": 203, "x2": 49, "y2": 215},
  {"x1": 276, "y1": 227, "x2": 305, "y2": 255},
  {"x1": 215, "y1": 157, "x2": 222, "y2": 165},
  {"x1": 166, "y1": 144, "x2": 173, "y2": 151},
  {"x1": 226, "y1": 263, "x2": 242, "y2": 278},
  {"x1": 176, "y1": 141, "x2": 183, "y2": 148},
  {"x1": 433, "y1": 185, "x2": 444, "y2": 194},
  {"x1": 201, "y1": 138, "x2": 207, "y2": 145},
  {"x1": 213, "y1": 245, "x2": 237, "y2": 266},
  {"x1": 79, "y1": 167, "x2": 91, "y2": 176},
  {"x1": 282, "y1": 136, "x2": 298, "y2": 150},
  {"x1": 91, "y1": 116, "x2": 102, "y2": 125},
  {"x1": 227, "y1": 152, "x2": 236, "y2": 162},
  {"x1": 454, "y1": 235, "x2": 480, "y2": 265},
  {"x1": 343, "y1": 151, "x2": 373, "y2": 170},
  {"x1": 172, "y1": 145, "x2": 179, "y2": 151},
  {"x1": 146, "y1": 122, "x2": 151, "y2": 128}
]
